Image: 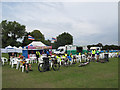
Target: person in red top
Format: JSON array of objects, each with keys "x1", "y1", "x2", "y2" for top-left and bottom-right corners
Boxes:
[{"x1": 18, "y1": 53, "x2": 21, "y2": 58}]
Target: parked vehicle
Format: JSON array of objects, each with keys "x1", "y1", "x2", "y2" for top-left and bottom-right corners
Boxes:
[{"x1": 54, "y1": 45, "x2": 88, "y2": 55}]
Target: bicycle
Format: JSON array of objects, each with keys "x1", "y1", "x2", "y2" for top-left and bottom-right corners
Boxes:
[{"x1": 38, "y1": 57, "x2": 60, "y2": 72}]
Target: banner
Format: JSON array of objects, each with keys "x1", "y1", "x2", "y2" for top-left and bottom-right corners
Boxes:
[{"x1": 28, "y1": 46, "x2": 52, "y2": 49}]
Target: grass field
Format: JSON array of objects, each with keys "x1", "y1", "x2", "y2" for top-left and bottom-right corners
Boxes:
[{"x1": 2, "y1": 53, "x2": 118, "y2": 88}]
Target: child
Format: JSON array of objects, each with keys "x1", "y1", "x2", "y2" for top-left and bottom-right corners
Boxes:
[{"x1": 21, "y1": 56, "x2": 33, "y2": 73}]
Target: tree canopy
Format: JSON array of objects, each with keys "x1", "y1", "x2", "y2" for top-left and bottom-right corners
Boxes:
[
  {"x1": 1, "y1": 20, "x2": 119, "y2": 50},
  {"x1": 22, "y1": 30, "x2": 51, "y2": 46},
  {"x1": 52, "y1": 32, "x2": 73, "y2": 49},
  {"x1": 87, "y1": 43, "x2": 120, "y2": 50},
  {"x1": 22, "y1": 32, "x2": 32, "y2": 47},
  {"x1": 30, "y1": 30, "x2": 45, "y2": 42},
  {"x1": 1, "y1": 20, "x2": 26, "y2": 48}
]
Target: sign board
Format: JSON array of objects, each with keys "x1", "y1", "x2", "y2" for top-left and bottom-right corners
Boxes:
[{"x1": 28, "y1": 46, "x2": 52, "y2": 49}]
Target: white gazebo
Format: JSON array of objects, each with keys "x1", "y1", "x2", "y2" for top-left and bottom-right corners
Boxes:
[
  {"x1": 18, "y1": 46, "x2": 22, "y2": 49},
  {"x1": 28, "y1": 41, "x2": 46, "y2": 47},
  {"x1": 5, "y1": 45, "x2": 13, "y2": 49},
  {"x1": 5, "y1": 45, "x2": 15, "y2": 52},
  {"x1": 13, "y1": 46, "x2": 17, "y2": 49}
]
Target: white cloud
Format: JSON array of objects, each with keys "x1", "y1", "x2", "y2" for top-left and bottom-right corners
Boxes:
[
  {"x1": 2, "y1": 2, "x2": 118, "y2": 45},
  {"x1": 0, "y1": 3, "x2": 2, "y2": 22},
  {"x1": 1, "y1": 0, "x2": 119, "y2": 2}
]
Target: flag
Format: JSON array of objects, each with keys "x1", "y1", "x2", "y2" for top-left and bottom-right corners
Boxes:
[
  {"x1": 52, "y1": 37, "x2": 57, "y2": 41},
  {"x1": 28, "y1": 35, "x2": 35, "y2": 40}
]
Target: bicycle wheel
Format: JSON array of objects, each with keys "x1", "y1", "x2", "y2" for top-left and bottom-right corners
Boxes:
[
  {"x1": 52, "y1": 62, "x2": 60, "y2": 71},
  {"x1": 38, "y1": 63, "x2": 47, "y2": 72}
]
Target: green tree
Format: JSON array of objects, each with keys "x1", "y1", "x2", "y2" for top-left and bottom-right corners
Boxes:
[
  {"x1": 0, "y1": 23, "x2": 2, "y2": 48},
  {"x1": 96, "y1": 43, "x2": 103, "y2": 47},
  {"x1": 22, "y1": 30, "x2": 46, "y2": 46},
  {"x1": 87, "y1": 45, "x2": 91, "y2": 49},
  {"x1": 30, "y1": 30, "x2": 45, "y2": 42},
  {"x1": 51, "y1": 41, "x2": 58, "y2": 49},
  {"x1": 22, "y1": 32, "x2": 32, "y2": 47},
  {"x1": 44, "y1": 39, "x2": 51, "y2": 46},
  {"x1": 102, "y1": 45, "x2": 109, "y2": 50},
  {"x1": 53, "y1": 32, "x2": 73, "y2": 49},
  {"x1": 30, "y1": 30, "x2": 52, "y2": 46},
  {"x1": 101, "y1": 45, "x2": 120, "y2": 50},
  {"x1": 1, "y1": 20, "x2": 26, "y2": 48}
]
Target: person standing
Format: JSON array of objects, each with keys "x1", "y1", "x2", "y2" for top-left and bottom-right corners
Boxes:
[
  {"x1": 65, "y1": 53, "x2": 67, "y2": 57},
  {"x1": 92, "y1": 49, "x2": 96, "y2": 62},
  {"x1": 46, "y1": 50, "x2": 50, "y2": 57},
  {"x1": 96, "y1": 49, "x2": 100, "y2": 62},
  {"x1": 70, "y1": 53, "x2": 73, "y2": 63},
  {"x1": 67, "y1": 54, "x2": 72, "y2": 64},
  {"x1": 36, "y1": 51, "x2": 40, "y2": 62}
]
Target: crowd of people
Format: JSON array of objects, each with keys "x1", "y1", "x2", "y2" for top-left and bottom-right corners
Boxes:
[
  {"x1": 10, "y1": 53, "x2": 33, "y2": 73},
  {"x1": 35, "y1": 49, "x2": 119, "y2": 65},
  {"x1": 8, "y1": 49, "x2": 120, "y2": 73}
]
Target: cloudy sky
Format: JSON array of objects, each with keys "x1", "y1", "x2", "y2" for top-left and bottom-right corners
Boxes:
[{"x1": 1, "y1": 1, "x2": 118, "y2": 46}]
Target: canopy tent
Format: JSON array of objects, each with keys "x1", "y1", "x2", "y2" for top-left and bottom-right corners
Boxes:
[
  {"x1": 5, "y1": 45, "x2": 15, "y2": 53},
  {"x1": 13, "y1": 46, "x2": 17, "y2": 49},
  {"x1": 4, "y1": 45, "x2": 22, "y2": 53},
  {"x1": 5, "y1": 45, "x2": 14, "y2": 49},
  {"x1": 18, "y1": 46, "x2": 22, "y2": 49},
  {"x1": 27, "y1": 41, "x2": 52, "y2": 49},
  {"x1": 28, "y1": 41, "x2": 46, "y2": 47},
  {"x1": 22, "y1": 41, "x2": 52, "y2": 58}
]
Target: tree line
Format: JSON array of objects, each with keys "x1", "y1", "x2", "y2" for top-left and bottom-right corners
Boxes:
[
  {"x1": 1, "y1": 20, "x2": 73, "y2": 49},
  {"x1": 87, "y1": 43, "x2": 120, "y2": 50},
  {"x1": 1, "y1": 20, "x2": 119, "y2": 50}
]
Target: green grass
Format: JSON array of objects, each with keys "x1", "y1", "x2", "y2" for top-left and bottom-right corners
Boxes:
[
  {"x1": 2, "y1": 53, "x2": 9, "y2": 59},
  {"x1": 2, "y1": 53, "x2": 22, "y2": 59},
  {"x1": 2, "y1": 53, "x2": 118, "y2": 88}
]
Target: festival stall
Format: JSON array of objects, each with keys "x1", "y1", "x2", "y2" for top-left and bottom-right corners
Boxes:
[
  {"x1": 4, "y1": 45, "x2": 18, "y2": 61},
  {"x1": 22, "y1": 41, "x2": 52, "y2": 58}
]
